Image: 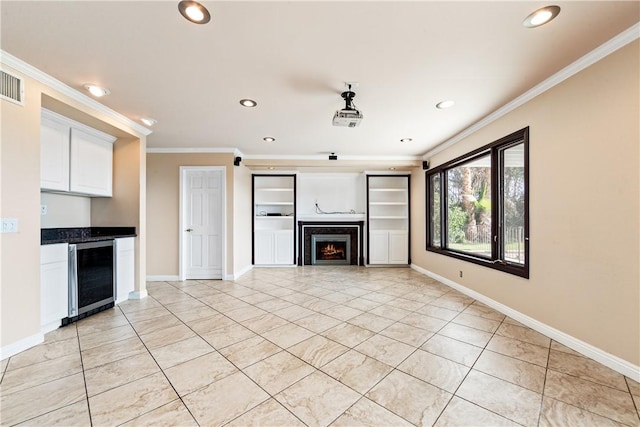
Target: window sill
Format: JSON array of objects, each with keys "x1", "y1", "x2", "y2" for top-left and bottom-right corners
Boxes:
[{"x1": 426, "y1": 247, "x2": 529, "y2": 279}]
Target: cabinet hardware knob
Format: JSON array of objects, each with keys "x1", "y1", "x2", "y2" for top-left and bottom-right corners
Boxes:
[{"x1": 186, "y1": 228, "x2": 193, "y2": 232}]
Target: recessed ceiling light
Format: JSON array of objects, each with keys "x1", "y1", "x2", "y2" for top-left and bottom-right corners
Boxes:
[
  {"x1": 268, "y1": 167, "x2": 275, "y2": 170},
  {"x1": 436, "y1": 100, "x2": 455, "y2": 109},
  {"x1": 263, "y1": 137, "x2": 275, "y2": 142},
  {"x1": 141, "y1": 118, "x2": 157, "y2": 127},
  {"x1": 523, "y1": 5, "x2": 560, "y2": 28},
  {"x1": 178, "y1": 1, "x2": 211, "y2": 24},
  {"x1": 400, "y1": 138, "x2": 413, "y2": 143},
  {"x1": 389, "y1": 167, "x2": 396, "y2": 171},
  {"x1": 240, "y1": 99, "x2": 257, "y2": 107},
  {"x1": 83, "y1": 84, "x2": 110, "y2": 97}
]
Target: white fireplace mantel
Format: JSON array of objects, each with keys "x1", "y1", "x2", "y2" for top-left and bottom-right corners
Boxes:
[{"x1": 297, "y1": 214, "x2": 366, "y2": 222}]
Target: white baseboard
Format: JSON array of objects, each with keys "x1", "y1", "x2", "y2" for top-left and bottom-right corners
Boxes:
[
  {"x1": 410, "y1": 264, "x2": 640, "y2": 382},
  {"x1": 41, "y1": 321, "x2": 61, "y2": 335},
  {"x1": 252, "y1": 264, "x2": 297, "y2": 268},
  {"x1": 1, "y1": 332, "x2": 44, "y2": 361},
  {"x1": 128, "y1": 289, "x2": 148, "y2": 300},
  {"x1": 225, "y1": 264, "x2": 254, "y2": 280},
  {"x1": 146, "y1": 275, "x2": 180, "y2": 282}
]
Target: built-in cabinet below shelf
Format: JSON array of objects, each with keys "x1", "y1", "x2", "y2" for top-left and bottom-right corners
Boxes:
[
  {"x1": 40, "y1": 109, "x2": 115, "y2": 197},
  {"x1": 367, "y1": 175, "x2": 410, "y2": 265},
  {"x1": 252, "y1": 174, "x2": 296, "y2": 265}
]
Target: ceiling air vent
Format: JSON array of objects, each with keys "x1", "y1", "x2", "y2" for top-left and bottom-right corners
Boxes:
[{"x1": 1, "y1": 69, "x2": 25, "y2": 106}]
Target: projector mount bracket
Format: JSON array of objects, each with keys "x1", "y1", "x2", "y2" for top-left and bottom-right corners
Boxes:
[{"x1": 341, "y1": 84, "x2": 357, "y2": 110}]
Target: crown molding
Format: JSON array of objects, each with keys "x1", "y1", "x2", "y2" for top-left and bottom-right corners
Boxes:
[
  {"x1": 423, "y1": 22, "x2": 640, "y2": 160},
  {"x1": 0, "y1": 50, "x2": 152, "y2": 137},
  {"x1": 243, "y1": 154, "x2": 422, "y2": 161},
  {"x1": 146, "y1": 147, "x2": 240, "y2": 154}
]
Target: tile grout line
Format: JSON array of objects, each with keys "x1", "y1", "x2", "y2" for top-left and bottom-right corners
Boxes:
[
  {"x1": 143, "y1": 283, "x2": 310, "y2": 426},
  {"x1": 433, "y1": 313, "x2": 528, "y2": 426},
  {"x1": 118, "y1": 291, "x2": 205, "y2": 426},
  {"x1": 14, "y1": 268, "x2": 635, "y2": 426}
]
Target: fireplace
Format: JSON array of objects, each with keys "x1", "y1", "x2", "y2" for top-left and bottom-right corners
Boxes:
[
  {"x1": 298, "y1": 220, "x2": 364, "y2": 266},
  {"x1": 312, "y1": 234, "x2": 350, "y2": 265}
]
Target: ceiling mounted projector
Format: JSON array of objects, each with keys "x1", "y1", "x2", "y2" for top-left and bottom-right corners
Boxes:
[{"x1": 332, "y1": 84, "x2": 363, "y2": 128}]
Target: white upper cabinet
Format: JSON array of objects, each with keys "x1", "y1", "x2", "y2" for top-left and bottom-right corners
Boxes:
[
  {"x1": 40, "y1": 117, "x2": 70, "y2": 191},
  {"x1": 70, "y1": 128, "x2": 113, "y2": 196},
  {"x1": 40, "y1": 109, "x2": 115, "y2": 197}
]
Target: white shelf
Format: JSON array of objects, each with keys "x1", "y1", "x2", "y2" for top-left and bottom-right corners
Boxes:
[
  {"x1": 369, "y1": 202, "x2": 407, "y2": 205},
  {"x1": 255, "y1": 202, "x2": 294, "y2": 205},
  {"x1": 367, "y1": 175, "x2": 410, "y2": 265},
  {"x1": 253, "y1": 174, "x2": 296, "y2": 265},
  {"x1": 255, "y1": 216, "x2": 294, "y2": 219}
]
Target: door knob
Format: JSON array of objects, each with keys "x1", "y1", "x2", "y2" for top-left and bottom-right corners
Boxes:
[{"x1": 186, "y1": 228, "x2": 193, "y2": 232}]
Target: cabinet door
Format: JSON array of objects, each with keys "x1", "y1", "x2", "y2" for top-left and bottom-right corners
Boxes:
[
  {"x1": 115, "y1": 238, "x2": 135, "y2": 304},
  {"x1": 70, "y1": 128, "x2": 113, "y2": 196},
  {"x1": 369, "y1": 231, "x2": 389, "y2": 264},
  {"x1": 40, "y1": 118, "x2": 70, "y2": 191},
  {"x1": 254, "y1": 231, "x2": 275, "y2": 264},
  {"x1": 274, "y1": 230, "x2": 294, "y2": 265},
  {"x1": 40, "y1": 244, "x2": 69, "y2": 332},
  {"x1": 388, "y1": 230, "x2": 408, "y2": 264}
]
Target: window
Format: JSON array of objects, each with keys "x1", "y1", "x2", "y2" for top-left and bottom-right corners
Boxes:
[{"x1": 426, "y1": 128, "x2": 529, "y2": 278}]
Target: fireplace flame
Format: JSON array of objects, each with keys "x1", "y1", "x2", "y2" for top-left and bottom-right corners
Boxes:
[{"x1": 321, "y1": 243, "x2": 345, "y2": 258}]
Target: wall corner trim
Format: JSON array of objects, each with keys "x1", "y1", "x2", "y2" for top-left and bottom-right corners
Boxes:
[
  {"x1": 422, "y1": 22, "x2": 640, "y2": 160},
  {"x1": 1, "y1": 49, "x2": 152, "y2": 137},
  {"x1": 410, "y1": 264, "x2": 640, "y2": 382},
  {"x1": 1, "y1": 333, "x2": 44, "y2": 361},
  {"x1": 227, "y1": 264, "x2": 253, "y2": 281}
]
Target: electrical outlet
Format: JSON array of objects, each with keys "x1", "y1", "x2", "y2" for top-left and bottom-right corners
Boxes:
[
  {"x1": 41, "y1": 205, "x2": 47, "y2": 215},
  {"x1": 459, "y1": 270, "x2": 463, "y2": 278},
  {"x1": 1, "y1": 218, "x2": 18, "y2": 233}
]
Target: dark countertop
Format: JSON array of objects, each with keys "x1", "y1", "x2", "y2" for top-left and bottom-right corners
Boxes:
[{"x1": 41, "y1": 227, "x2": 136, "y2": 245}]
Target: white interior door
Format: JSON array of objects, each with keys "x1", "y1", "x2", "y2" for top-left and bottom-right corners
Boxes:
[{"x1": 183, "y1": 168, "x2": 224, "y2": 279}]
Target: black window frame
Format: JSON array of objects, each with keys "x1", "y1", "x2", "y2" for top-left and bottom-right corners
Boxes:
[{"x1": 426, "y1": 127, "x2": 529, "y2": 278}]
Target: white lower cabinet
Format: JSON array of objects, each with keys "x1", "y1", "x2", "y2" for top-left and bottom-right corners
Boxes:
[
  {"x1": 254, "y1": 230, "x2": 294, "y2": 265},
  {"x1": 40, "y1": 243, "x2": 69, "y2": 333},
  {"x1": 368, "y1": 230, "x2": 408, "y2": 265},
  {"x1": 115, "y1": 237, "x2": 135, "y2": 304},
  {"x1": 388, "y1": 230, "x2": 409, "y2": 264}
]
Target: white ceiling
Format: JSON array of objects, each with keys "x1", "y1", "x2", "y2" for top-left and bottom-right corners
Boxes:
[{"x1": 2, "y1": 1, "x2": 638, "y2": 164}]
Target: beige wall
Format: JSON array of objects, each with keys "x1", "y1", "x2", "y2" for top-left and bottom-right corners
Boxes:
[
  {"x1": 0, "y1": 62, "x2": 147, "y2": 352},
  {"x1": 40, "y1": 193, "x2": 91, "y2": 228},
  {"x1": 233, "y1": 164, "x2": 253, "y2": 274},
  {"x1": 1, "y1": 66, "x2": 42, "y2": 348},
  {"x1": 412, "y1": 41, "x2": 640, "y2": 365},
  {"x1": 146, "y1": 153, "x2": 238, "y2": 277}
]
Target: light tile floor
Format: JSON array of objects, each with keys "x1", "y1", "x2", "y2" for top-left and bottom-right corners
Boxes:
[{"x1": 1, "y1": 267, "x2": 639, "y2": 426}]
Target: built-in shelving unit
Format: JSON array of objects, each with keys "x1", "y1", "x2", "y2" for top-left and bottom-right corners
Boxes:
[
  {"x1": 252, "y1": 174, "x2": 296, "y2": 265},
  {"x1": 366, "y1": 175, "x2": 410, "y2": 265}
]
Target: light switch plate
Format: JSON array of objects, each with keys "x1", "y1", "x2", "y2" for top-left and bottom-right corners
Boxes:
[{"x1": 1, "y1": 218, "x2": 19, "y2": 233}]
